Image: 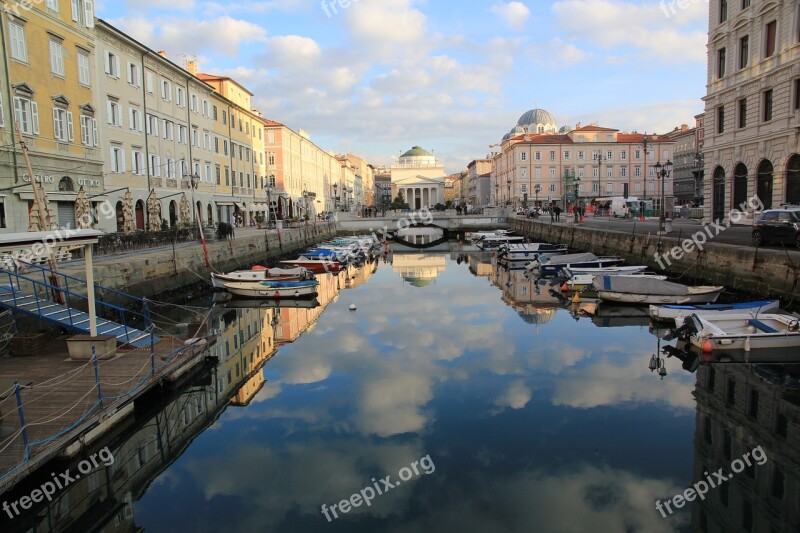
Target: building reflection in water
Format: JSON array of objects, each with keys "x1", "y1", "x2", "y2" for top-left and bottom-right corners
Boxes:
[
  {"x1": 393, "y1": 253, "x2": 446, "y2": 287},
  {"x1": 395, "y1": 227, "x2": 445, "y2": 246},
  {"x1": 0, "y1": 262, "x2": 369, "y2": 533},
  {"x1": 493, "y1": 264, "x2": 559, "y2": 327},
  {"x1": 691, "y1": 363, "x2": 800, "y2": 531}
]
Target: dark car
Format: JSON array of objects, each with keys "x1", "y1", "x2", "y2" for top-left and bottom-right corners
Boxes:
[{"x1": 751, "y1": 207, "x2": 800, "y2": 248}]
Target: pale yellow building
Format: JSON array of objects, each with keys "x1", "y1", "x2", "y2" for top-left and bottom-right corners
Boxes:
[
  {"x1": 0, "y1": 0, "x2": 104, "y2": 232},
  {"x1": 391, "y1": 146, "x2": 445, "y2": 209}
]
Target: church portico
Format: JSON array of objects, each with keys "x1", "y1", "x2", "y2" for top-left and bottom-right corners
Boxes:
[{"x1": 392, "y1": 146, "x2": 446, "y2": 210}]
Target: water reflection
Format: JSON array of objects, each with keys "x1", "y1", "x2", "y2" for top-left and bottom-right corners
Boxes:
[{"x1": 2, "y1": 252, "x2": 797, "y2": 532}]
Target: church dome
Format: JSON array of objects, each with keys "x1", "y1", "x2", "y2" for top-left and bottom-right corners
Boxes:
[
  {"x1": 517, "y1": 108, "x2": 558, "y2": 134},
  {"x1": 401, "y1": 146, "x2": 433, "y2": 158}
]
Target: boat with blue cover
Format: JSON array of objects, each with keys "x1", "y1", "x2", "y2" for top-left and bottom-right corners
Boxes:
[
  {"x1": 224, "y1": 278, "x2": 320, "y2": 298},
  {"x1": 649, "y1": 300, "x2": 781, "y2": 322}
]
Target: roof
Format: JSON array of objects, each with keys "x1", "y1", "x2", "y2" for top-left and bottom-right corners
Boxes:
[
  {"x1": 197, "y1": 74, "x2": 254, "y2": 96},
  {"x1": 517, "y1": 108, "x2": 558, "y2": 128},
  {"x1": 509, "y1": 134, "x2": 574, "y2": 145},
  {"x1": 401, "y1": 146, "x2": 434, "y2": 158},
  {"x1": 572, "y1": 125, "x2": 619, "y2": 132},
  {"x1": 616, "y1": 133, "x2": 674, "y2": 143}
]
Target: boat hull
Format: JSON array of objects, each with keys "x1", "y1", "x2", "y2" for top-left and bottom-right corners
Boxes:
[
  {"x1": 224, "y1": 281, "x2": 319, "y2": 299},
  {"x1": 649, "y1": 300, "x2": 780, "y2": 321},
  {"x1": 597, "y1": 288, "x2": 722, "y2": 304},
  {"x1": 540, "y1": 258, "x2": 625, "y2": 277},
  {"x1": 280, "y1": 260, "x2": 341, "y2": 273},
  {"x1": 683, "y1": 313, "x2": 800, "y2": 351},
  {"x1": 211, "y1": 268, "x2": 311, "y2": 289}
]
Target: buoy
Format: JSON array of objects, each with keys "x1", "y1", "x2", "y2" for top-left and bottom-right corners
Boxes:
[
  {"x1": 571, "y1": 292, "x2": 581, "y2": 303},
  {"x1": 701, "y1": 338, "x2": 714, "y2": 353},
  {"x1": 561, "y1": 282, "x2": 569, "y2": 292},
  {"x1": 349, "y1": 304, "x2": 357, "y2": 311}
]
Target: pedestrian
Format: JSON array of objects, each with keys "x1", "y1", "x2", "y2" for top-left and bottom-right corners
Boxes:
[
  {"x1": 550, "y1": 206, "x2": 554, "y2": 223},
  {"x1": 230, "y1": 212, "x2": 237, "y2": 228},
  {"x1": 554, "y1": 205, "x2": 561, "y2": 222}
]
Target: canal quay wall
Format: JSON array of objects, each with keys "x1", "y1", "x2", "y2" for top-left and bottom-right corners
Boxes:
[
  {"x1": 56, "y1": 224, "x2": 337, "y2": 298},
  {"x1": 513, "y1": 219, "x2": 800, "y2": 303}
]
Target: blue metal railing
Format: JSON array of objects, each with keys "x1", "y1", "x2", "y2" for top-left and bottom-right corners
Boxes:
[{"x1": 0, "y1": 263, "x2": 153, "y2": 346}]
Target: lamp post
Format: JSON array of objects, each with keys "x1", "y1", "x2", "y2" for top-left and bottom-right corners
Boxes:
[
  {"x1": 573, "y1": 176, "x2": 582, "y2": 222},
  {"x1": 594, "y1": 152, "x2": 607, "y2": 201},
  {"x1": 506, "y1": 178, "x2": 511, "y2": 208},
  {"x1": 654, "y1": 160, "x2": 673, "y2": 234},
  {"x1": 563, "y1": 168, "x2": 575, "y2": 211},
  {"x1": 264, "y1": 182, "x2": 273, "y2": 228},
  {"x1": 534, "y1": 184, "x2": 541, "y2": 208},
  {"x1": 494, "y1": 182, "x2": 499, "y2": 206},
  {"x1": 333, "y1": 183, "x2": 339, "y2": 210},
  {"x1": 190, "y1": 173, "x2": 200, "y2": 238}
]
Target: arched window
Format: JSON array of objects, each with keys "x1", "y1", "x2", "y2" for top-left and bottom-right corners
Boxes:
[
  {"x1": 712, "y1": 166, "x2": 726, "y2": 221},
  {"x1": 756, "y1": 159, "x2": 773, "y2": 209},
  {"x1": 732, "y1": 163, "x2": 748, "y2": 209},
  {"x1": 785, "y1": 155, "x2": 800, "y2": 205},
  {"x1": 58, "y1": 176, "x2": 75, "y2": 192}
]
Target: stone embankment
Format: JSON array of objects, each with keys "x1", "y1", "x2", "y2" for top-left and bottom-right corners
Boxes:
[
  {"x1": 58, "y1": 224, "x2": 337, "y2": 297},
  {"x1": 513, "y1": 219, "x2": 800, "y2": 303}
]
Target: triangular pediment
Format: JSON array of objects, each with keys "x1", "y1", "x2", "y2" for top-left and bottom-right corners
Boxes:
[
  {"x1": 393, "y1": 175, "x2": 444, "y2": 185},
  {"x1": 52, "y1": 94, "x2": 70, "y2": 106},
  {"x1": 13, "y1": 82, "x2": 34, "y2": 96}
]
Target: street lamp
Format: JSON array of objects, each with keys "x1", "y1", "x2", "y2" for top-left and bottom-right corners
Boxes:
[
  {"x1": 264, "y1": 181, "x2": 273, "y2": 228},
  {"x1": 594, "y1": 152, "x2": 607, "y2": 201},
  {"x1": 563, "y1": 168, "x2": 575, "y2": 211},
  {"x1": 534, "y1": 184, "x2": 541, "y2": 208},
  {"x1": 573, "y1": 176, "x2": 582, "y2": 222},
  {"x1": 654, "y1": 160, "x2": 673, "y2": 233},
  {"x1": 494, "y1": 182, "x2": 499, "y2": 206},
  {"x1": 190, "y1": 173, "x2": 200, "y2": 238}
]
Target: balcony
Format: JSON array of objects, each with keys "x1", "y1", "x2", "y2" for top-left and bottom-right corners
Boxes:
[
  {"x1": 149, "y1": 178, "x2": 163, "y2": 188},
  {"x1": 167, "y1": 179, "x2": 179, "y2": 188}
]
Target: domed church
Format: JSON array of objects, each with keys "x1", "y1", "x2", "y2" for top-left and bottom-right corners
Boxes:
[
  {"x1": 391, "y1": 146, "x2": 446, "y2": 210},
  {"x1": 502, "y1": 107, "x2": 559, "y2": 140}
]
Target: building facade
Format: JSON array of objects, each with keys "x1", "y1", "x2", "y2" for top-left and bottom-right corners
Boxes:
[
  {"x1": 667, "y1": 124, "x2": 702, "y2": 205},
  {"x1": 702, "y1": 0, "x2": 800, "y2": 221},
  {"x1": 390, "y1": 146, "x2": 445, "y2": 209},
  {"x1": 493, "y1": 118, "x2": 675, "y2": 212},
  {"x1": 467, "y1": 158, "x2": 493, "y2": 208},
  {"x1": 0, "y1": 0, "x2": 104, "y2": 233}
]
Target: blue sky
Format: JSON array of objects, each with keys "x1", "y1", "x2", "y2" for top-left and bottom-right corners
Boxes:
[{"x1": 97, "y1": 0, "x2": 709, "y2": 172}]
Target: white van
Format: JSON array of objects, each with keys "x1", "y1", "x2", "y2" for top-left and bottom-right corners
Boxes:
[{"x1": 594, "y1": 197, "x2": 653, "y2": 217}]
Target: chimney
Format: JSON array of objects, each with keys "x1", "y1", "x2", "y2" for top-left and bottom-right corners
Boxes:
[
  {"x1": 187, "y1": 60, "x2": 198, "y2": 76},
  {"x1": 681, "y1": 123, "x2": 688, "y2": 130},
  {"x1": 157, "y1": 50, "x2": 167, "y2": 58}
]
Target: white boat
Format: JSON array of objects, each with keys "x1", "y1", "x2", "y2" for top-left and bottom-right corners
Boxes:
[
  {"x1": 562, "y1": 272, "x2": 667, "y2": 290},
  {"x1": 527, "y1": 253, "x2": 625, "y2": 276},
  {"x1": 476, "y1": 235, "x2": 525, "y2": 249},
  {"x1": 497, "y1": 243, "x2": 567, "y2": 261},
  {"x1": 592, "y1": 275, "x2": 723, "y2": 304},
  {"x1": 466, "y1": 229, "x2": 513, "y2": 241},
  {"x1": 211, "y1": 266, "x2": 313, "y2": 289},
  {"x1": 677, "y1": 313, "x2": 800, "y2": 352},
  {"x1": 649, "y1": 300, "x2": 781, "y2": 322},
  {"x1": 224, "y1": 279, "x2": 320, "y2": 299},
  {"x1": 563, "y1": 265, "x2": 649, "y2": 276}
]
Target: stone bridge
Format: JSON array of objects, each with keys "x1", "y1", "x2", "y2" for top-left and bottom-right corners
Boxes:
[{"x1": 335, "y1": 211, "x2": 510, "y2": 235}]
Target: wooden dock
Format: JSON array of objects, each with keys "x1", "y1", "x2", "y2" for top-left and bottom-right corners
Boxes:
[{"x1": 0, "y1": 334, "x2": 209, "y2": 492}]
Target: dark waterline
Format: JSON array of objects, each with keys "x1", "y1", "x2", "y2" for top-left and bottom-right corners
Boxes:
[{"x1": 6, "y1": 251, "x2": 798, "y2": 532}]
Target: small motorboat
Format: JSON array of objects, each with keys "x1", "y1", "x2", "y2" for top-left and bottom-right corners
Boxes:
[
  {"x1": 592, "y1": 276, "x2": 723, "y2": 305},
  {"x1": 211, "y1": 266, "x2": 313, "y2": 290},
  {"x1": 562, "y1": 265, "x2": 649, "y2": 276},
  {"x1": 280, "y1": 258, "x2": 341, "y2": 274},
  {"x1": 224, "y1": 279, "x2": 320, "y2": 299},
  {"x1": 527, "y1": 253, "x2": 625, "y2": 277},
  {"x1": 476, "y1": 235, "x2": 525, "y2": 249},
  {"x1": 648, "y1": 300, "x2": 781, "y2": 322},
  {"x1": 676, "y1": 312, "x2": 800, "y2": 352},
  {"x1": 497, "y1": 243, "x2": 568, "y2": 261},
  {"x1": 562, "y1": 272, "x2": 666, "y2": 290},
  {"x1": 466, "y1": 229, "x2": 513, "y2": 241}
]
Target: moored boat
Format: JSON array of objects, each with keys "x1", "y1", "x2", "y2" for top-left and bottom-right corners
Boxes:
[
  {"x1": 592, "y1": 276, "x2": 723, "y2": 305},
  {"x1": 224, "y1": 278, "x2": 320, "y2": 299},
  {"x1": 527, "y1": 253, "x2": 625, "y2": 276},
  {"x1": 648, "y1": 300, "x2": 781, "y2": 322},
  {"x1": 211, "y1": 266, "x2": 313, "y2": 289},
  {"x1": 676, "y1": 312, "x2": 800, "y2": 352},
  {"x1": 562, "y1": 272, "x2": 666, "y2": 290},
  {"x1": 280, "y1": 258, "x2": 341, "y2": 273},
  {"x1": 497, "y1": 243, "x2": 568, "y2": 261},
  {"x1": 476, "y1": 235, "x2": 525, "y2": 249}
]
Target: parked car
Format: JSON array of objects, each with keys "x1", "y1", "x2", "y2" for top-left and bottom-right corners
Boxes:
[{"x1": 752, "y1": 207, "x2": 800, "y2": 248}]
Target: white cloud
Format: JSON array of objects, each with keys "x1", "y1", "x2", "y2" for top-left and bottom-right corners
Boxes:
[
  {"x1": 491, "y1": 2, "x2": 532, "y2": 31},
  {"x1": 495, "y1": 380, "x2": 533, "y2": 409}
]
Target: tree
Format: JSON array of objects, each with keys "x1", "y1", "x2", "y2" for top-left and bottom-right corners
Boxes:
[{"x1": 389, "y1": 194, "x2": 409, "y2": 210}]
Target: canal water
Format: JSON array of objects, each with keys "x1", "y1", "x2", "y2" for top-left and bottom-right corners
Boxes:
[{"x1": 6, "y1": 250, "x2": 798, "y2": 532}]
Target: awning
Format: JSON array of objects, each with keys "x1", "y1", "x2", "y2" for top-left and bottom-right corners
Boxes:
[
  {"x1": 235, "y1": 202, "x2": 247, "y2": 210},
  {"x1": 215, "y1": 201, "x2": 234, "y2": 206}
]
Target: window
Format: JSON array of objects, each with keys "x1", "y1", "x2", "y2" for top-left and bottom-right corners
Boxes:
[
  {"x1": 205, "y1": 163, "x2": 212, "y2": 182},
  {"x1": 191, "y1": 94, "x2": 198, "y2": 113},
  {"x1": 213, "y1": 105, "x2": 218, "y2": 120},
  {"x1": 146, "y1": 114, "x2": 158, "y2": 137},
  {"x1": 222, "y1": 110, "x2": 227, "y2": 124},
  {"x1": 606, "y1": 150, "x2": 613, "y2": 160},
  {"x1": 178, "y1": 125, "x2": 188, "y2": 144},
  {"x1": 104, "y1": 51, "x2": 119, "y2": 78},
  {"x1": 132, "y1": 150, "x2": 144, "y2": 175},
  {"x1": 717, "y1": 47, "x2": 726, "y2": 78},
  {"x1": 764, "y1": 21, "x2": 777, "y2": 57},
  {"x1": 80, "y1": 114, "x2": 97, "y2": 146},
  {"x1": 83, "y1": 0, "x2": 94, "y2": 28},
  {"x1": 534, "y1": 151, "x2": 541, "y2": 160},
  {"x1": 748, "y1": 389, "x2": 759, "y2": 417},
  {"x1": 763, "y1": 89, "x2": 773, "y2": 121},
  {"x1": 719, "y1": 0, "x2": 727, "y2": 22},
  {"x1": 129, "y1": 108, "x2": 142, "y2": 132},
  {"x1": 71, "y1": 0, "x2": 80, "y2": 21},
  {"x1": 577, "y1": 167, "x2": 584, "y2": 178},
  {"x1": 110, "y1": 146, "x2": 125, "y2": 173},
  {"x1": 8, "y1": 22, "x2": 27, "y2": 62},
  {"x1": 564, "y1": 151, "x2": 570, "y2": 160},
  {"x1": 202, "y1": 99, "x2": 210, "y2": 117},
  {"x1": 726, "y1": 378, "x2": 736, "y2": 404},
  {"x1": 107, "y1": 100, "x2": 121, "y2": 126},
  {"x1": 176, "y1": 87, "x2": 185, "y2": 107},
  {"x1": 149, "y1": 154, "x2": 160, "y2": 177},
  {"x1": 214, "y1": 137, "x2": 219, "y2": 153},
  {"x1": 45, "y1": 0, "x2": 58, "y2": 10},
  {"x1": 742, "y1": 0, "x2": 749, "y2": 7},
  {"x1": 578, "y1": 151, "x2": 585, "y2": 160},
  {"x1": 549, "y1": 168, "x2": 556, "y2": 178},
  {"x1": 739, "y1": 35, "x2": 749, "y2": 69},
  {"x1": 620, "y1": 150, "x2": 627, "y2": 160},
  {"x1": 49, "y1": 40, "x2": 65, "y2": 76},
  {"x1": 14, "y1": 95, "x2": 39, "y2": 135},
  {"x1": 520, "y1": 152, "x2": 527, "y2": 161},
  {"x1": 635, "y1": 166, "x2": 641, "y2": 177},
  {"x1": 268, "y1": 152, "x2": 275, "y2": 165},
  {"x1": 635, "y1": 149, "x2": 641, "y2": 159},
  {"x1": 127, "y1": 62, "x2": 140, "y2": 87},
  {"x1": 161, "y1": 80, "x2": 172, "y2": 102},
  {"x1": 795, "y1": 78, "x2": 800, "y2": 110},
  {"x1": 215, "y1": 165, "x2": 221, "y2": 185},
  {"x1": 717, "y1": 105, "x2": 725, "y2": 133},
  {"x1": 191, "y1": 127, "x2": 199, "y2": 147},
  {"x1": 163, "y1": 120, "x2": 174, "y2": 140},
  {"x1": 203, "y1": 131, "x2": 211, "y2": 150},
  {"x1": 606, "y1": 167, "x2": 613, "y2": 178},
  {"x1": 165, "y1": 157, "x2": 175, "y2": 178},
  {"x1": 738, "y1": 98, "x2": 747, "y2": 128},
  {"x1": 146, "y1": 72, "x2": 154, "y2": 94},
  {"x1": 78, "y1": 53, "x2": 90, "y2": 85},
  {"x1": 593, "y1": 167, "x2": 599, "y2": 178},
  {"x1": 621, "y1": 167, "x2": 627, "y2": 177},
  {"x1": 549, "y1": 184, "x2": 555, "y2": 193},
  {"x1": 550, "y1": 151, "x2": 556, "y2": 160},
  {"x1": 52, "y1": 107, "x2": 73, "y2": 142},
  {"x1": 775, "y1": 412, "x2": 788, "y2": 437}
]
